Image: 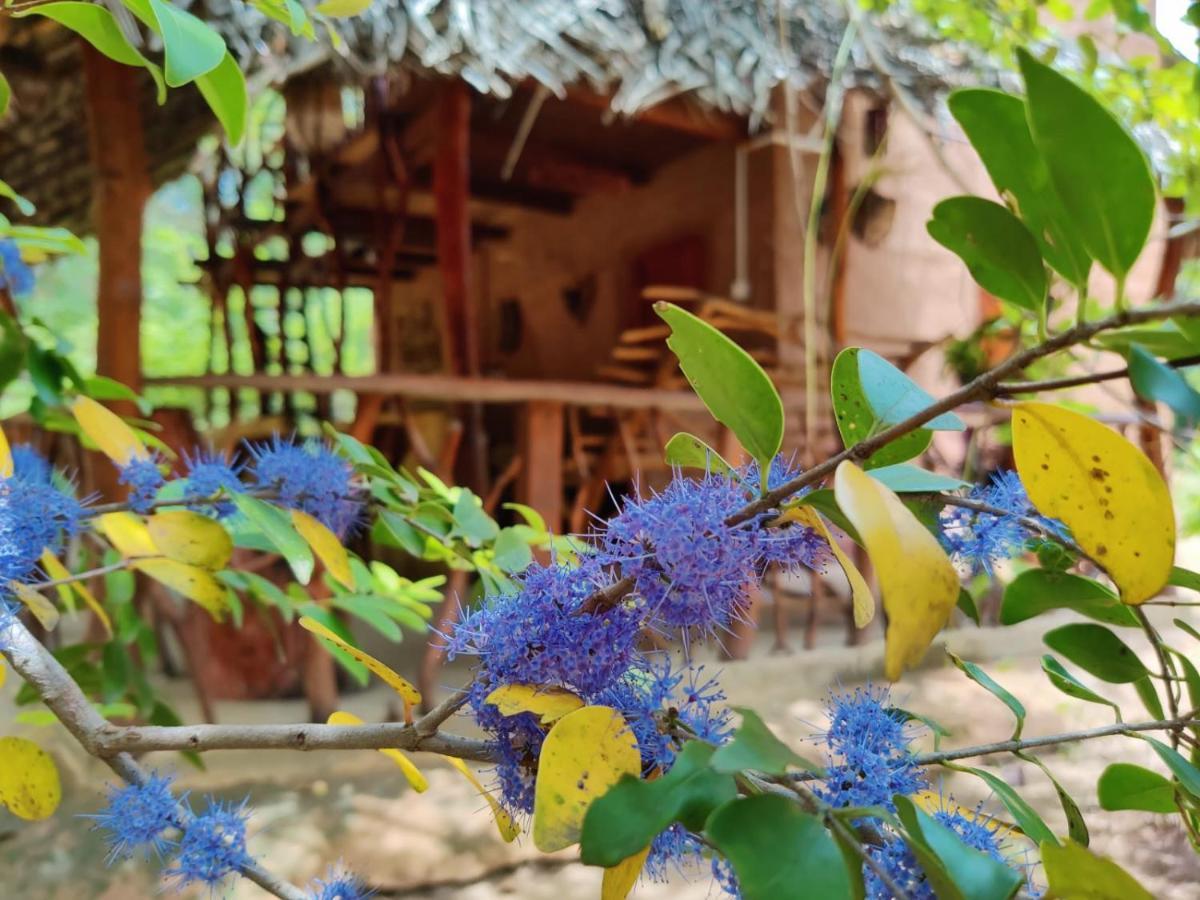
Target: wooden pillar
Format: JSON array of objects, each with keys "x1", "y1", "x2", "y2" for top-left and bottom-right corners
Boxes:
[
  {"x1": 82, "y1": 44, "x2": 151, "y2": 405},
  {"x1": 433, "y1": 82, "x2": 488, "y2": 491},
  {"x1": 518, "y1": 400, "x2": 564, "y2": 533}
]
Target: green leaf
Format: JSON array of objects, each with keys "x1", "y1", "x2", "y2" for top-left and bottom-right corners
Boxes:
[
  {"x1": 1018, "y1": 49, "x2": 1157, "y2": 278},
  {"x1": 1001, "y1": 570, "x2": 1139, "y2": 627},
  {"x1": 705, "y1": 795, "x2": 852, "y2": 900},
  {"x1": 314, "y1": 0, "x2": 371, "y2": 15},
  {"x1": 492, "y1": 527, "x2": 533, "y2": 574},
  {"x1": 17, "y1": 3, "x2": 147, "y2": 67},
  {"x1": 1128, "y1": 345, "x2": 1200, "y2": 427},
  {"x1": 956, "y1": 765, "x2": 1057, "y2": 847},
  {"x1": 1017, "y1": 751, "x2": 1090, "y2": 846},
  {"x1": 831, "y1": 349, "x2": 932, "y2": 468},
  {"x1": 947, "y1": 88, "x2": 1091, "y2": 286},
  {"x1": 894, "y1": 795, "x2": 1024, "y2": 900},
  {"x1": 956, "y1": 588, "x2": 980, "y2": 626},
  {"x1": 0, "y1": 180, "x2": 35, "y2": 218},
  {"x1": 1098, "y1": 323, "x2": 1197, "y2": 358},
  {"x1": 0, "y1": 71, "x2": 9, "y2": 119},
  {"x1": 947, "y1": 652, "x2": 1025, "y2": 739},
  {"x1": 710, "y1": 708, "x2": 820, "y2": 775},
  {"x1": 663, "y1": 432, "x2": 735, "y2": 477},
  {"x1": 232, "y1": 494, "x2": 314, "y2": 584},
  {"x1": 1169, "y1": 565, "x2": 1200, "y2": 592},
  {"x1": 147, "y1": 0, "x2": 226, "y2": 86},
  {"x1": 580, "y1": 742, "x2": 735, "y2": 867},
  {"x1": 196, "y1": 52, "x2": 248, "y2": 144},
  {"x1": 1041, "y1": 656, "x2": 1122, "y2": 715},
  {"x1": 1041, "y1": 839, "x2": 1153, "y2": 900},
  {"x1": 450, "y1": 490, "x2": 499, "y2": 546},
  {"x1": 867, "y1": 464, "x2": 969, "y2": 493},
  {"x1": 656, "y1": 301, "x2": 784, "y2": 474},
  {"x1": 1132, "y1": 675, "x2": 1164, "y2": 720},
  {"x1": 927, "y1": 197, "x2": 1047, "y2": 311},
  {"x1": 1098, "y1": 763, "x2": 1177, "y2": 813},
  {"x1": 1043, "y1": 623, "x2": 1150, "y2": 683},
  {"x1": 1142, "y1": 735, "x2": 1200, "y2": 799}
]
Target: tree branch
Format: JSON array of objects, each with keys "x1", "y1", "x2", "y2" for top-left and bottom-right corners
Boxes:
[{"x1": 994, "y1": 353, "x2": 1200, "y2": 396}]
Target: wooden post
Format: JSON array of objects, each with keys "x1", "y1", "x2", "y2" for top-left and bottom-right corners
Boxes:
[
  {"x1": 518, "y1": 400, "x2": 565, "y2": 534},
  {"x1": 433, "y1": 81, "x2": 489, "y2": 491},
  {"x1": 82, "y1": 44, "x2": 151, "y2": 407}
]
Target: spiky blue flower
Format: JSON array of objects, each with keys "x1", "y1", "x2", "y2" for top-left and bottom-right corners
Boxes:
[
  {"x1": 118, "y1": 455, "x2": 165, "y2": 514},
  {"x1": 940, "y1": 470, "x2": 1067, "y2": 574},
  {"x1": 87, "y1": 773, "x2": 181, "y2": 862},
  {"x1": 248, "y1": 436, "x2": 362, "y2": 536},
  {"x1": 816, "y1": 685, "x2": 926, "y2": 812},
  {"x1": 309, "y1": 865, "x2": 373, "y2": 900},
  {"x1": 0, "y1": 475, "x2": 85, "y2": 585},
  {"x1": 184, "y1": 448, "x2": 244, "y2": 518},
  {"x1": 599, "y1": 463, "x2": 826, "y2": 639},
  {"x1": 445, "y1": 559, "x2": 644, "y2": 813},
  {"x1": 11, "y1": 444, "x2": 52, "y2": 485},
  {"x1": 645, "y1": 822, "x2": 707, "y2": 882},
  {"x1": 711, "y1": 856, "x2": 740, "y2": 897},
  {"x1": 164, "y1": 797, "x2": 253, "y2": 889},
  {"x1": 0, "y1": 239, "x2": 34, "y2": 297}
]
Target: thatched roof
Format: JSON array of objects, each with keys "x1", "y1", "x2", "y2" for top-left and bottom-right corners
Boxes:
[{"x1": 0, "y1": 1, "x2": 989, "y2": 232}]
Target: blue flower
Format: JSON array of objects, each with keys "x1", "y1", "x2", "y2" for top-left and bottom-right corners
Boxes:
[
  {"x1": 864, "y1": 836, "x2": 931, "y2": 899},
  {"x1": 165, "y1": 797, "x2": 253, "y2": 889},
  {"x1": 816, "y1": 685, "x2": 926, "y2": 812},
  {"x1": 0, "y1": 475, "x2": 85, "y2": 585},
  {"x1": 248, "y1": 437, "x2": 362, "y2": 536},
  {"x1": 184, "y1": 448, "x2": 244, "y2": 518},
  {"x1": 940, "y1": 470, "x2": 1067, "y2": 574},
  {"x1": 0, "y1": 239, "x2": 34, "y2": 297},
  {"x1": 87, "y1": 773, "x2": 181, "y2": 863},
  {"x1": 11, "y1": 444, "x2": 52, "y2": 485},
  {"x1": 645, "y1": 822, "x2": 706, "y2": 882},
  {"x1": 309, "y1": 865, "x2": 373, "y2": 900},
  {"x1": 118, "y1": 455, "x2": 165, "y2": 515}
]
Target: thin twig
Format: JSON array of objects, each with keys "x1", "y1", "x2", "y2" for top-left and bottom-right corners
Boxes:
[
  {"x1": 1135, "y1": 607, "x2": 1183, "y2": 749},
  {"x1": 995, "y1": 354, "x2": 1200, "y2": 396}
]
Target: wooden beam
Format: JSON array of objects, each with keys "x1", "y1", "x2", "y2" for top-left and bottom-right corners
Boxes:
[
  {"x1": 471, "y1": 128, "x2": 635, "y2": 195},
  {"x1": 565, "y1": 87, "x2": 747, "y2": 142},
  {"x1": 518, "y1": 400, "x2": 565, "y2": 533},
  {"x1": 82, "y1": 44, "x2": 151, "y2": 405}
]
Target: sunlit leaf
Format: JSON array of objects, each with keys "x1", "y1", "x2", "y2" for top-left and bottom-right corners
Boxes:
[
  {"x1": 0, "y1": 424, "x2": 11, "y2": 477},
  {"x1": 314, "y1": 0, "x2": 371, "y2": 16},
  {"x1": 196, "y1": 52, "x2": 248, "y2": 144},
  {"x1": 601, "y1": 845, "x2": 651, "y2": 900},
  {"x1": 485, "y1": 684, "x2": 584, "y2": 725},
  {"x1": 710, "y1": 708, "x2": 819, "y2": 775},
  {"x1": 663, "y1": 432, "x2": 735, "y2": 477},
  {"x1": 775, "y1": 505, "x2": 873, "y2": 628},
  {"x1": 290, "y1": 509, "x2": 353, "y2": 588},
  {"x1": 71, "y1": 396, "x2": 148, "y2": 465},
  {"x1": 146, "y1": 0, "x2": 225, "y2": 86},
  {"x1": 1012, "y1": 402, "x2": 1174, "y2": 604},
  {"x1": 833, "y1": 462, "x2": 959, "y2": 679},
  {"x1": 9, "y1": 582, "x2": 59, "y2": 631},
  {"x1": 147, "y1": 510, "x2": 233, "y2": 571},
  {"x1": 39, "y1": 550, "x2": 111, "y2": 637},
  {"x1": 442, "y1": 755, "x2": 519, "y2": 842},
  {"x1": 0, "y1": 737, "x2": 61, "y2": 820},
  {"x1": 327, "y1": 710, "x2": 427, "y2": 792},
  {"x1": 298, "y1": 615, "x2": 421, "y2": 718},
  {"x1": 97, "y1": 512, "x2": 159, "y2": 558},
  {"x1": 133, "y1": 559, "x2": 228, "y2": 619},
  {"x1": 533, "y1": 705, "x2": 641, "y2": 852},
  {"x1": 233, "y1": 494, "x2": 314, "y2": 584}
]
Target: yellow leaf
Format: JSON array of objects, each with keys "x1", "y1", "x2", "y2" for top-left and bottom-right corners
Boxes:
[
  {"x1": 314, "y1": 0, "x2": 371, "y2": 17},
  {"x1": 533, "y1": 705, "x2": 641, "y2": 852},
  {"x1": 298, "y1": 616, "x2": 422, "y2": 717},
  {"x1": 9, "y1": 582, "x2": 59, "y2": 631},
  {"x1": 1012, "y1": 402, "x2": 1174, "y2": 605},
  {"x1": 777, "y1": 504, "x2": 874, "y2": 628},
  {"x1": 97, "y1": 512, "x2": 158, "y2": 558},
  {"x1": 0, "y1": 660, "x2": 6, "y2": 689},
  {"x1": 71, "y1": 395, "x2": 148, "y2": 465},
  {"x1": 40, "y1": 550, "x2": 111, "y2": 638},
  {"x1": 148, "y1": 510, "x2": 233, "y2": 570},
  {"x1": 442, "y1": 755, "x2": 520, "y2": 842},
  {"x1": 133, "y1": 559, "x2": 228, "y2": 619},
  {"x1": 485, "y1": 683, "x2": 585, "y2": 725},
  {"x1": 603, "y1": 845, "x2": 651, "y2": 900},
  {"x1": 833, "y1": 462, "x2": 959, "y2": 680},
  {"x1": 327, "y1": 711, "x2": 428, "y2": 792},
  {"x1": 0, "y1": 424, "x2": 11, "y2": 477},
  {"x1": 290, "y1": 509, "x2": 353, "y2": 588},
  {"x1": 0, "y1": 736, "x2": 61, "y2": 820}
]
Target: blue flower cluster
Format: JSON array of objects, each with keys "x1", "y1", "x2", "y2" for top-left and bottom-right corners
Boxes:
[
  {"x1": 118, "y1": 455, "x2": 165, "y2": 514},
  {"x1": 0, "y1": 464, "x2": 85, "y2": 586},
  {"x1": 598, "y1": 460, "x2": 827, "y2": 639},
  {"x1": 940, "y1": 470, "x2": 1066, "y2": 574},
  {"x1": 248, "y1": 436, "x2": 363, "y2": 536},
  {"x1": 91, "y1": 776, "x2": 369, "y2": 897},
  {"x1": 183, "y1": 448, "x2": 244, "y2": 518},
  {"x1": 0, "y1": 239, "x2": 34, "y2": 297},
  {"x1": 11, "y1": 443, "x2": 52, "y2": 485}
]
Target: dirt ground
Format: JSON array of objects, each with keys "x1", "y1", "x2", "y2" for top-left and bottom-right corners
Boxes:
[{"x1": 3, "y1": 607, "x2": 1199, "y2": 899}]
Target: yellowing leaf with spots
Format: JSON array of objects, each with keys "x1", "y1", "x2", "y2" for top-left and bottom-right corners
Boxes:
[
  {"x1": 776, "y1": 504, "x2": 874, "y2": 628},
  {"x1": 299, "y1": 616, "x2": 421, "y2": 718},
  {"x1": 486, "y1": 684, "x2": 585, "y2": 725},
  {"x1": 9, "y1": 582, "x2": 59, "y2": 631},
  {"x1": 147, "y1": 510, "x2": 233, "y2": 571},
  {"x1": 97, "y1": 512, "x2": 158, "y2": 558},
  {"x1": 0, "y1": 737, "x2": 61, "y2": 820},
  {"x1": 533, "y1": 705, "x2": 641, "y2": 852},
  {"x1": 0, "y1": 424, "x2": 12, "y2": 477},
  {"x1": 327, "y1": 711, "x2": 428, "y2": 792},
  {"x1": 603, "y1": 845, "x2": 651, "y2": 900},
  {"x1": 71, "y1": 396, "x2": 148, "y2": 465},
  {"x1": 443, "y1": 755, "x2": 520, "y2": 842},
  {"x1": 291, "y1": 509, "x2": 353, "y2": 588},
  {"x1": 834, "y1": 461, "x2": 959, "y2": 680},
  {"x1": 133, "y1": 559, "x2": 228, "y2": 619},
  {"x1": 0, "y1": 660, "x2": 6, "y2": 689},
  {"x1": 1013, "y1": 402, "x2": 1174, "y2": 605},
  {"x1": 40, "y1": 550, "x2": 111, "y2": 638}
]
